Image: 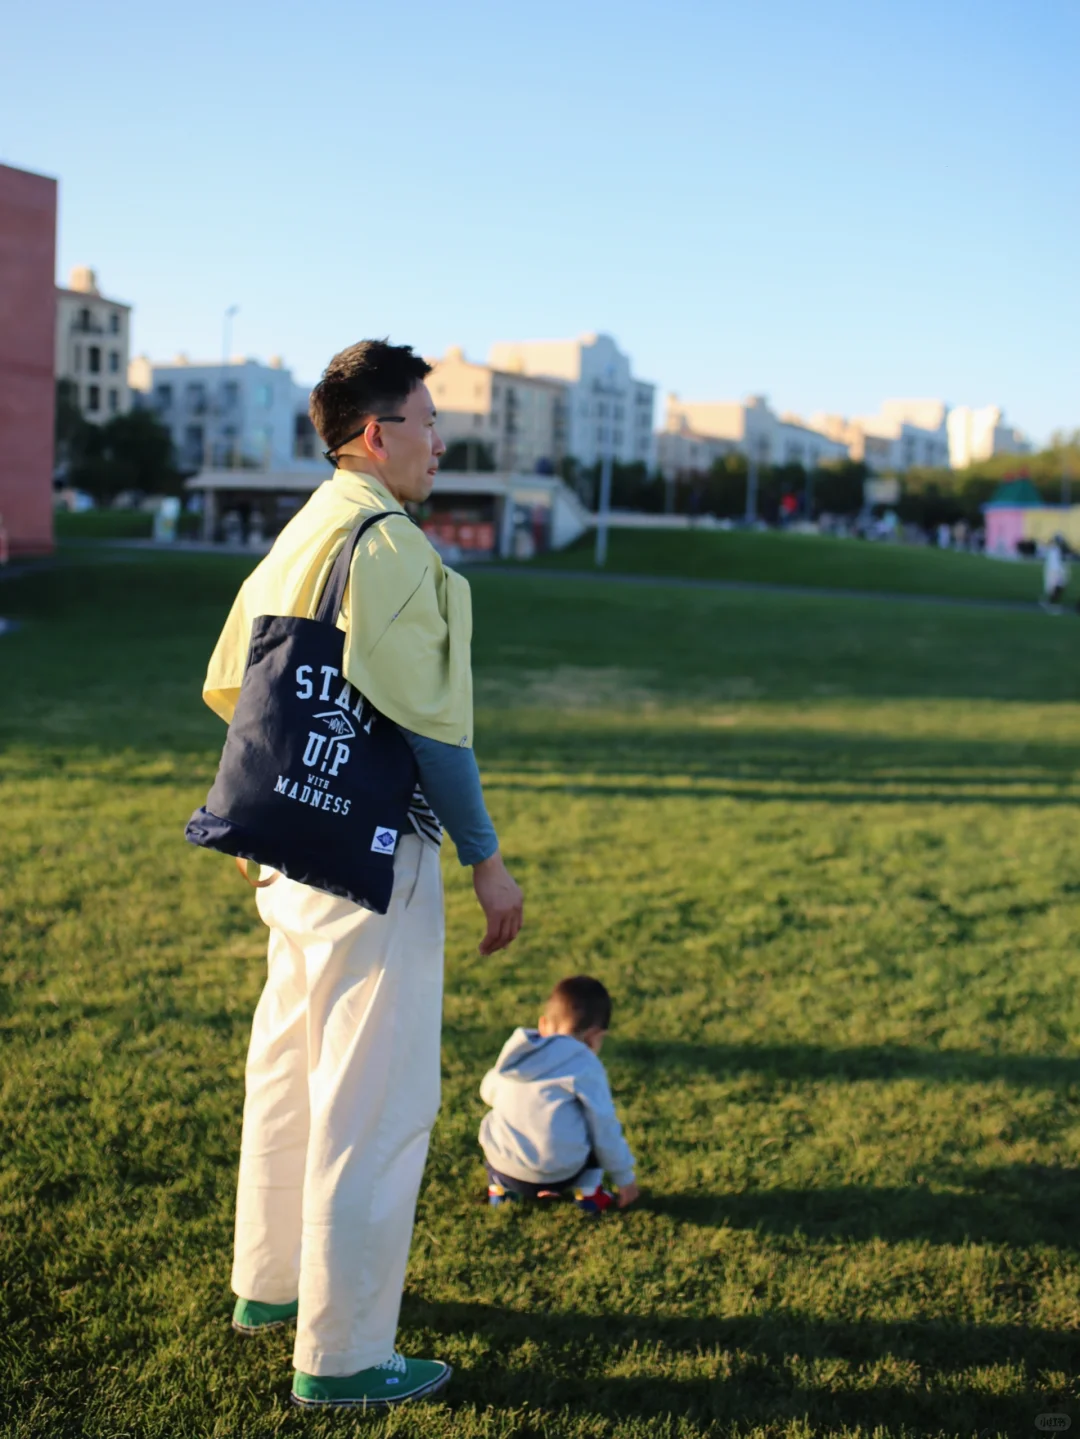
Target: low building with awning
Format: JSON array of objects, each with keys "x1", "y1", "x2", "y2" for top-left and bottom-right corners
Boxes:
[
  {"x1": 984, "y1": 479, "x2": 1080, "y2": 556},
  {"x1": 183, "y1": 468, "x2": 590, "y2": 559}
]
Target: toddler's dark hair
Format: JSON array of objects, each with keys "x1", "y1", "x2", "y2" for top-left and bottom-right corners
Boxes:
[{"x1": 545, "y1": 975, "x2": 612, "y2": 1035}]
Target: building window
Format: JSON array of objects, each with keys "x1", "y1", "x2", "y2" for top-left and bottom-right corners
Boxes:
[
  {"x1": 87, "y1": 384, "x2": 101, "y2": 412},
  {"x1": 74, "y1": 344, "x2": 82, "y2": 373},
  {"x1": 187, "y1": 381, "x2": 207, "y2": 414},
  {"x1": 256, "y1": 384, "x2": 271, "y2": 408},
  {"x1": 108, "y1": 389, "x2": 119, "y2": 414},
  {"x1": 184, "y1": 425, "x2": 204, "y2": 465},
  {"x1": 77, "y1": 307, "x2": 92, "y2": 332},
  {"x1": 88, "y1": 346, "x2": 101, "y2": 373},
  {"x1": 109, "y1": 312, "x2": 120, "y2": 334},
  {"x1": 155, "y1": 384, "x2": 173, "y2": 411},
  {"x1": 109, "y1": 350, "x2": 120, "y2": 374}
]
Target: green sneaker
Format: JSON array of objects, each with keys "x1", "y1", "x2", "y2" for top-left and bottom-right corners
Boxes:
[
  {"x1": 231, "y1": 1296, "x2": 299, "y2": 1335},
  {"x1": 291, "y1": 1352, "x2": 451, "y2": 1410}
]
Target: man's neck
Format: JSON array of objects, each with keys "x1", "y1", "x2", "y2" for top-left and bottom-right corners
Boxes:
[{"x1": 335, "y1": 462, "x2": 404, "y2": 504}]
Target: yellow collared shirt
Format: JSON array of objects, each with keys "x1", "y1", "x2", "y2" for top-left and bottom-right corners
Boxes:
[{"x1": 202, "y1": 469, "x2": 474, "y2": 747}]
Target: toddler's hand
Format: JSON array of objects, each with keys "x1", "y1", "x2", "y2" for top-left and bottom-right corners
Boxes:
[{"x1": 616, "y1": 1182, "x2": 639, "y2": 1209}]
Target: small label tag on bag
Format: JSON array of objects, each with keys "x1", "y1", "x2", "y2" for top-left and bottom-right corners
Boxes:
[{"x1": 371, "y1": 827, "x2": 398, "y2": 855}]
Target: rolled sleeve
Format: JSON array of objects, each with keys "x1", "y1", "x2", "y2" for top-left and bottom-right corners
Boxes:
[{"x1": 399, "y1": 727, "x2": 498, "y2": 866}]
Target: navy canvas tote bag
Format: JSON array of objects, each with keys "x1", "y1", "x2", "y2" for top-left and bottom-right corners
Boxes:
[{"x1": 185, "y1": 510, "x2": 419, "y2": 913}]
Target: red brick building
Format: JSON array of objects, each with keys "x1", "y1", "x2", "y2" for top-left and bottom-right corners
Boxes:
[{"x1": 0, "y1": 162, "x2": 57, "y2": 557}]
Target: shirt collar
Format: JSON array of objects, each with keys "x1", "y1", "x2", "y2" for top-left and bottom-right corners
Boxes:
[{"x1": 332, "y1": 467, "x2": 400, "y2": 512}]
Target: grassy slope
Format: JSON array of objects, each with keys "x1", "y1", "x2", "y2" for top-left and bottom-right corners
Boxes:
[
  {"x1": 52, "y1": 512, "x2": 202, "y2": 540},
  {"x1": 530, "y1": 529, "x2": 1047, "y2": 604},
  {"x1": 1, "y1": 551, "x2": 1079, "y2": 1438}
]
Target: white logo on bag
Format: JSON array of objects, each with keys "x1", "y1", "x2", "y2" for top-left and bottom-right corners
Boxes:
[
  {"x1": 314, "y1": 709, "x2": 357, "y2": 740},
  {"x1": 371, "y1": 828, "x2": 398, "y2": 855}
]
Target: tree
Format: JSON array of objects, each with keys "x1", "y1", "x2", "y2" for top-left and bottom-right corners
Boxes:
[
  {"x1": 55, "y1": 384, "x2": 180, "y2": 503},
  {"x1": 813, "y1": 460, "x2": 868, "y2": 517},
  {"x1": 572, "y1": 460, "x2": 665, "y2": 513},
  {"x1": 54, "y1": 379, "x2": 91, "y2": 480},
  {"x1": 441, "y1": 439, "x2": 495, "y2": 472}
]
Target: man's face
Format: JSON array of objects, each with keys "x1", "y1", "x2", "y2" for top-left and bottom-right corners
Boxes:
[{"x1": 379, "y1": 383, "x2": 445, "y2": 504}]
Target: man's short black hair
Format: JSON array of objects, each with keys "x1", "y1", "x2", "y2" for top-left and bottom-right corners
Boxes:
[
  {"x1": 309, "y1": 339, "x2": 432, "y2": 451},
  {"x1": 545, "y1": 975, "x2": 612, "y2": 1035}
]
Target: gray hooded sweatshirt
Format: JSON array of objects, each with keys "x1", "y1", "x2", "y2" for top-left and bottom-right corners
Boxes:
[{"x1": 478, "y1": 1027, "x2": 636, "y2": 1187}]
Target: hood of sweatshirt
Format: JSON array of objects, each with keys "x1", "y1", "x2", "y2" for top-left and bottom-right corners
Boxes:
[{"x1": 492, "y1": 1028, "x2": 592, "y2": 1083}]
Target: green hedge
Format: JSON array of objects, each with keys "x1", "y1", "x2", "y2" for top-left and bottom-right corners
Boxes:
[{"x1": 53, "y1": 509, "x2": 201, "y2": 540}]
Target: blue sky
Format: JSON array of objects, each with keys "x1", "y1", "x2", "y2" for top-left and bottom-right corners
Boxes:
[{"x1": 3, "y1": 0, "x2": 1077, "y2": 442}]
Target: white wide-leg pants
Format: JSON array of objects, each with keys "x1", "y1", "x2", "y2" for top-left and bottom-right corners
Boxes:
[{"x1": 230, "y1": 835, "x2": 444, "y2": 1377}]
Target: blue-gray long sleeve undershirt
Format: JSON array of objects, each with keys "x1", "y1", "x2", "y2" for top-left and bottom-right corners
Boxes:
[{"x1": 398, "y1": 727, "x2": 499, "y2": 867}]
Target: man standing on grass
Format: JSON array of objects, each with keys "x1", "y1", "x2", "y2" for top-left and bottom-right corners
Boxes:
[{"x1": 200, "y1": 340, "x2": 523, "y2": 1411}]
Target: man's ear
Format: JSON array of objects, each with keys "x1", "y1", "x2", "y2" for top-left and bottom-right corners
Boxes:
[
  {"x1": 363, "y1": 418, "x2": 388, "y2": 461},
  {"x1": 538, "y1": 1014, "x2": 553, "y2": 1036}
]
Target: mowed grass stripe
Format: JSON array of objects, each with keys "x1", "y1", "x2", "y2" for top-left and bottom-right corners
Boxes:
[
  {"x1": 529, "y1": 527, "x2": 1051, "y2": 606},
  {"x1": 1, "y1": 553, "x2": 1079, "y2": 1438}
]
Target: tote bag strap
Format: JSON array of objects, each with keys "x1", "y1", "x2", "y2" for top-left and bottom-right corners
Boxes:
[{"x1": 315, "y1": 509, "x2": 412, "y2": 624}]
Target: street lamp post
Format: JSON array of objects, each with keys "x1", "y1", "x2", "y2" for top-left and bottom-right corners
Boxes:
[
  {"x1": 595, "y1": 445, "x2": 614, "y2": 566},
  {"x1": 593, "y1": 375, "x2": 621, "y2": 567},
  {"x1": 745, "y1": 437, "x2": 760, "y2": 524},
  {"x1": 221, "y1": 304, "x2": 239, "y2": 468}
]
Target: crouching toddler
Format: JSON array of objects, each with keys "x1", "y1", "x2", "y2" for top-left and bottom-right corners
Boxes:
[{"x1": 479, "y1": 975, "x2": 638, "y2": 1214}]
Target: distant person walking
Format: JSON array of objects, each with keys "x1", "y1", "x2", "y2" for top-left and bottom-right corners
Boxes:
[
  {"x1": 200, "y1": 340, "x2": 524, "y2": 1411},
  {"x1": 1041, "y1": 535, "x2": 1070, "y2": 613}
]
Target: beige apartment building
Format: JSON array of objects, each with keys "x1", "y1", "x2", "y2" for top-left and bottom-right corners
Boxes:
[
  {"x1": 426, "y1": 346, "x2": 566, "y2": 474},
  {"x1": 946, "y1": 405, "x2": 1030, "y2": 469},
  {"x1": 811, "y1": 401, "x2": 950, "y2": 472},
  {"x1": 55, "y1": 266, "x2": 132, "y2": 423},
  {"x1": 658, "y1": 394, "x2": 848, "y2": 478},
  {"x1": 488, "y1": 332, "x2": 656, "y2": 470}
]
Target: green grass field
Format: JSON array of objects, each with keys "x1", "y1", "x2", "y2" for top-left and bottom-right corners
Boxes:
[
  {"x1": 2, "y1": 547, "x2": 1079, "y2": 1438},
  {"x1": 530, "y1": 529, "x2": 1047, "y2": 606}
]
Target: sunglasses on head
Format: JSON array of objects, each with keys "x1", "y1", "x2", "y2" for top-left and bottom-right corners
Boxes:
[{"x1": 323, "y1": 416, "x2": 405, "y2": 466}]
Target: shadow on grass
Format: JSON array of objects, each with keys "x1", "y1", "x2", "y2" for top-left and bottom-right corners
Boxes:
[
  {"x1": 403, "y1": 1296, "x2": 1076, "y2": 1435},
  {"x1": 615, "y1": 1039, "x2": 1080, "y2": 1090},
  {"x1": 6, "y1": 724, "x2": 1080, "y2": 811},
  {"x1": 486, "y1": 777, "x2": 1080, "y2": 807},
  {"x1": 647, "y1": 1164, "x2": 1080, "y2": 1249},
  {"x1": 477, "y1": 724, "x2": 1080, "y2": 809}
]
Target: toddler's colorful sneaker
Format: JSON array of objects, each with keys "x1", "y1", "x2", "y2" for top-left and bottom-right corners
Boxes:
[
  {"x1": 487, "y1": 1181, "x2": 521, "y2": 1208},
  {"x1": 231, "y1": 1296, "x2": 299, "y2": 1334},
  {"x1": 292, "y1": 1352, "x2": 451, "y2": 1410},
  {"x1": 574, "y1": 1185, "x2": 616, "y2": 1216}
]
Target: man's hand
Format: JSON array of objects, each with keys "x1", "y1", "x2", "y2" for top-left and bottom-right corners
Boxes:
[
  {"x1": 473, "y1": 851, "x2": 523, "y2": 955},
  {"x1": 616, "y1": 1182, "x2": 640, "y2": 1210}
]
